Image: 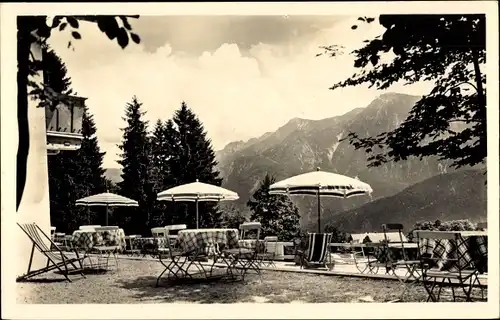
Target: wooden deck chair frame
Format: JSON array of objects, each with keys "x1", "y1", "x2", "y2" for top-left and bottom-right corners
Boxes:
[
  {"x1": 156, "y1": 228, "x2": 191, "y2": 286},
  {"x1": 299, "y1": 233, "x2": 333, "y2": 269},
  {"x1": 416, "y1": 231, "x2": 482, "y2": 302},
  {"x1": 17, "y1": 223, "x2": 86, "y2": 282},
  {"x1": 381, "y1": 223, "x2": 422, "y2": 301}
]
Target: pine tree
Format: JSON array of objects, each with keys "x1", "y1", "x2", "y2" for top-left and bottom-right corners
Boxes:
[
  {"x1": 167, "y1": 102, "x2": 223, "y2": 228},
  {"x1": 46, "y1": 49, "x2": 107, "y2": 232},
  {"x1": 42, "y1": 45, "x2": 73, "y2": 95},
  {"x1": 48, "y1": 107, "x2": 107, "y2": 232},
  {"x1": 247, "y1": 174, "x2": 301, "y2": 241},
  {"x1": 148, "y1": 119, "x2": 169, "y2": 227},
  {"x1": 117, "y1": 96, "x2": 152, "y2": 234}
]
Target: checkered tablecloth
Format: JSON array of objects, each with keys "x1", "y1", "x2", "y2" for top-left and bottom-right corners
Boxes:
[
  {"x1": 72, "y1": 229, "x2": 126, "y2": 251},
  {"x1": 177, "y1": 228, "x2": 239, "y2": 254},
  {"x1": 133, "y1": 237, "x2": 168, "y2": 250},
  {"x1": 419, "y1": 234, "x2": 488, "y2": 273}
]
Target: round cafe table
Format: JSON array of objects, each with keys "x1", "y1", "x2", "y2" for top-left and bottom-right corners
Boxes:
[
  {"x1": 177, "y1": 228, "x2": 239, "y2": 255},
  {"x1": 72, "y1": 228, "x2": 126, "y2": 252}
]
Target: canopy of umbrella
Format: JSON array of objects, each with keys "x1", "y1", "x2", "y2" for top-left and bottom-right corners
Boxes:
[
  {"x1": 75, "y1": 192, "x2": 139, "y2": 226},
  {"x1": 269, "y1": 167, "x2": 373, "y2": 232},
  {"x1": 157, "y1": 179, "x2": 239, "y2": 229}
]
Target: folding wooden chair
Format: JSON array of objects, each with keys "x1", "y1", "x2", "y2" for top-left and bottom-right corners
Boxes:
[
  {"x1": 156, "y1": 228, "x2": 191, "y2": 286},
  {"x1": 165, "y1": 224, "x2": 187, "y2": 249},
  {"x1": 298, "y1": 233, "x2": 333, "y2": 269},
  {"x1": 416, "y1": 231, "x2": 483, "y2": 302},
  {"x1": 380, "y1": 223, "x2": 422, "y2": 301},
  {"x1": 221, "y1": 222, "x2": 262, "y2": 280},
  {"x1": 91, "y1": 226, "x2": 122, "y2": 270},
  {"x1": 17, "y1": 223, "x2": 86, "y2": 282},
  {"x1": 124, "y1": 235, "x2": 142, "y2": 257},
  {"x1": 257, "y1": 236, "x2": 278, "y2": 267}
]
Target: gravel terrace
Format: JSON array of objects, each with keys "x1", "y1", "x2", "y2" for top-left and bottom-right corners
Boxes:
[{"x1": 17, "y1": 258, "x2": 486, "y2": 304}]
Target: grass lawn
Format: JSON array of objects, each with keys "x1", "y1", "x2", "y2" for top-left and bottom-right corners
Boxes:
[{"x1": 16, "y1": 258, "x2": 484, "y2": 304}]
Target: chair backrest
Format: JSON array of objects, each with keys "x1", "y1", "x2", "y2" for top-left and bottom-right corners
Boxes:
[
  {"x1": 94, "y1": 226, "x2": 119, "y2": 232},
  {"x1": 382, "y1": 223, "x2": 410, "y2": 260},
  {"x1": 79, "y1": 225, "x2": 101, "y2": 231},
  {"x1": 264, "y1": 236, "x2": 278, "y2": 253},
  {"x1": 165, "y1": 224, "x2": 186, "y2": 242},
  {"x1": 151, "y1": 227, "x2": 167, "y2": 238},
  {"x1": 381, "y1": 224, "x2": 406, "y2": 242},
  {"x1": 306, "y1": 233, "x2": 333, "y2": 263},
  {"x1": 17, "y1": 223, "x2": 64, "y2": 261},
  {"x1": 415, "y1": 230, "x2": 460, "y2": 240},
  {"x1": 165, "y1": 224, "x2": 187, "y2": 231},
  {"x1": 239, "y1": 222, "x2": 261, "y2": 240}
]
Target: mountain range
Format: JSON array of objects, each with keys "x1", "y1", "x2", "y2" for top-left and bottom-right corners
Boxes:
[
  {"x1": 105, "y1": 92, "x2": 487, "y2": 231},
  {"x1": 327, "y1": 169, "x2": 487, "y2": 233}
]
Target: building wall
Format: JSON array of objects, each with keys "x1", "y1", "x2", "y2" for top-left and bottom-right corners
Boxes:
[{"x1": 16, "y1": 40, "x2": 52, "y2": 277}]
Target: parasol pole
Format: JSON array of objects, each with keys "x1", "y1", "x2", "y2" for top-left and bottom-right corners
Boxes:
[
  {"x1": 317, "y1": 188, "x2": 321, "y2": 233},
  {"x1": 195, "y1": 198, "x2": 199, "y2": 229},
  {"x1": 105, "y1": 204, "x2": 109, "y2": 226},
  {"x1": 317, "y1": 167, "x2": 322, "y2": 233}
]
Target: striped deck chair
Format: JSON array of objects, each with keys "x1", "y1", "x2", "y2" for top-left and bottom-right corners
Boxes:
[
  {"x1": 17, "y1": 223, "x2": 86, "y2": 282},
  {"x1": 299, "y1": 233, "x2": 333, "y2": 269}
]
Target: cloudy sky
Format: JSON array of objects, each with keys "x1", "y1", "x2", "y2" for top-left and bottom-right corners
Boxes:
[{"x1": 48, "y1": 15, "x2": 432, "y2": 168}]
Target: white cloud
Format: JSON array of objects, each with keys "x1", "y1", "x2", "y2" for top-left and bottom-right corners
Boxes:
[{"x1": 48, "y1": 17, "x2": 433, "y2": 168}]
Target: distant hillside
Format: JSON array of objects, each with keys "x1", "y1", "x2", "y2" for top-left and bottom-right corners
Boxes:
[
  {"x1": 326, "y1": 169, "x2": 487, "y2": 233},
  {"x1": 215, "y1": 92, "x2": 481, "y2": 230},
  {"x1": 104, "y1": 168, "x2": 122, "y2": 183}
]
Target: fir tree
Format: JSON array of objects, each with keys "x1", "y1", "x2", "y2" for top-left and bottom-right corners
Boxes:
[
  {"x1": 48, "y1": 107, "x2": 107, "y2": 231},
  {"x1": 42, "y1": 45, "x2": 73, "y2": 95},
  {"x1": 117, "y1": 96, "x2": 152, "y2": 234},
  {"x1": 167, "y1": 102, "x2": 223, "y2": 228},
  {"x1": 247, "y1": 174, "x2": 301, "y2": 241},
  {"x1": 45, "y1": 49, "x2": 107, "y2": 232},
  {"x1": 148, "y1": 119, "x2": 169, "y2": 227}
]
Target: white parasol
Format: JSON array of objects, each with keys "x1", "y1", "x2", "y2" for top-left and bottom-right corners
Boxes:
[
  {"x1": 75, "y1": 192, "x2": 138, "y2": 226},
  {"x1": 269, "y1": 167, "x2": 373, "y2": 232},
  {"x1": 157, "y1": 179, "x2": 239, "y2": 229}
]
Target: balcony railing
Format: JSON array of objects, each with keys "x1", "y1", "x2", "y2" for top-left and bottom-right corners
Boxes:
[{"x1": 45, "y1": 95, "x2": 86, "y2": 153}]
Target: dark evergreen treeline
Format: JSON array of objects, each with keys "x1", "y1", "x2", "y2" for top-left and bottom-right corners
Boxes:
[{"x1": 46, "y1": 48, "x2": 301, "y2": 237}]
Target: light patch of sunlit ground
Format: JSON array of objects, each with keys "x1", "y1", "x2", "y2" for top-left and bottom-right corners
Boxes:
[{"x1": 16, "y1": 258, "x2": 486, "y2": 304}]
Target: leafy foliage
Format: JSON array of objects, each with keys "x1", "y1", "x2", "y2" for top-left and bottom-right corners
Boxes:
[
  {"x1": 116, "y1": 96, "x2": 152, "y2": 235},
  {"x1": 407, "y1": 218, "x2": 478, "y2": 241},
  {"x1": 247, "y1": 174, "x2": 301, "y2": 241},
  {"x1": 324, "y1": 224, "x2": 348, "y2": 243},
  {"x1": 328, "y1": 14, "x2": 486, "y2": 170},
  {"x1": 220, "y1": 205, "x2": 249, "y2": 229}
]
